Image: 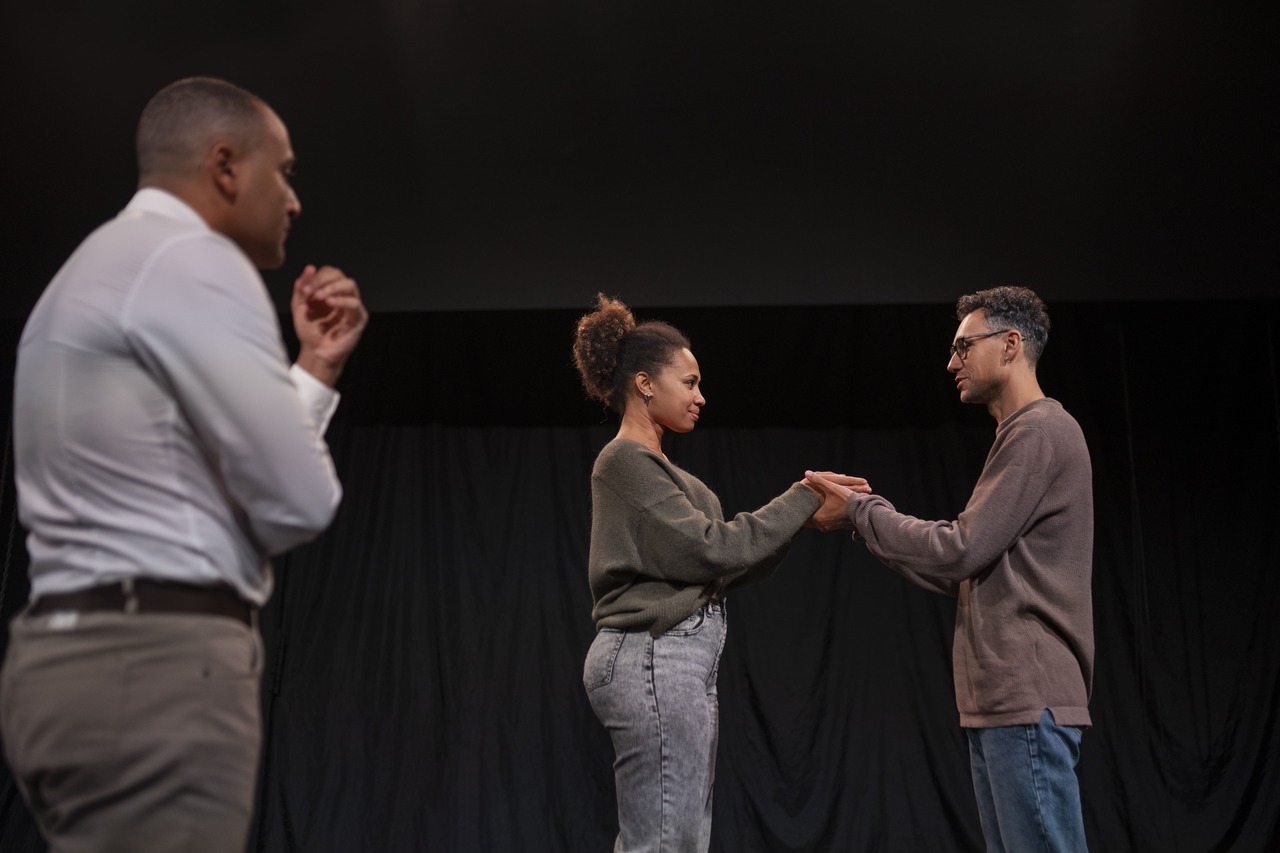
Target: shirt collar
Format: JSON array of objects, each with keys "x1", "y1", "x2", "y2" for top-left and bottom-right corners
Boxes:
[{"x1": 119, "y1": 187, "x2": 210, "y2": 229}]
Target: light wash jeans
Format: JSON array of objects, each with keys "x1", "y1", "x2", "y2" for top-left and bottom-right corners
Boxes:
[
  {"x1": 966, "y1": 709, "x2": 1088, "y2": 853},
  {"x1": 584, "y1": 601, "x2": 727, "y2": 853}
]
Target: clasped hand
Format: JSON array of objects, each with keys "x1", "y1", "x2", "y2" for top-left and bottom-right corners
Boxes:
[
  {"x1": 291, "y1": 264, "x2": 370, "y2": 387},
  {"x1": 801, "y1": 471, "x2": 870, "y2": 532}
]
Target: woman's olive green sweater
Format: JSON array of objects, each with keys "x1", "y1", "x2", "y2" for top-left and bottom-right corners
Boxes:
[{"x1": 588, "y1": 439, "x2": 820, "y2": 637}]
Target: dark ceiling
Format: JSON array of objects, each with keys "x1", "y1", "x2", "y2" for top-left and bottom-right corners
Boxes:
[{"x1": 1, "y1": 0, "x2": 1273, "y2": 317}]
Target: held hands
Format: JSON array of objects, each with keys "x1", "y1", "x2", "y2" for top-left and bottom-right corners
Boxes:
[
  {"x1": 801, "y1": 471, "x2": 871, "y2": 532},
  {"x1": 291, "y1": 265, "x2": 370, "y2": 387}
]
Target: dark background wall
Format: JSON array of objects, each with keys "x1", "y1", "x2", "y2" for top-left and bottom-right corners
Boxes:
[
  {"x1": 1, "y1": 0, "x2": 1277, "y2": 850},
  {"x1": 0, "y1": 0, "x2": 1274, "y2": 316}
]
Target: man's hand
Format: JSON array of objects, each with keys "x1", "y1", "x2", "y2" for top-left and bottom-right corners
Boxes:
[
  {"x1": 291, "y1": 265, "x2": 369, "y2": 387},
  {"x1": 801, "y1": 470, "x2": 866, "y2": 532},
  {"x1": 807, "y1": 471, "x2": 872, "y2": 495}
]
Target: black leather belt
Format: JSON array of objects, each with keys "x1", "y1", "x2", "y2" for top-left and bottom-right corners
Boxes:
[{"x1": 30, "y1": 579, "x2": 255, "y2": 627}]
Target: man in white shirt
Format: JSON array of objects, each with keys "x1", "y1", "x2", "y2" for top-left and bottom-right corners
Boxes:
[{"x1": 0, "y1": 77, "x2": 368, "y2": 852}]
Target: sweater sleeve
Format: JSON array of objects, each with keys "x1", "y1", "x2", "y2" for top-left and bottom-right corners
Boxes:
[
  {"x1": 847, "y1": 423, "x2": 1055, "y2": 596},
  {"x1": 637, "y1": 482, "x2": 819, "y2": 584},
  {"x1": 596, "y1": 444, "x2": 819, "y2": 586}
]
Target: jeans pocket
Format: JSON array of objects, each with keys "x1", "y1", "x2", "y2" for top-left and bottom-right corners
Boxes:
[
  {"x1": 583, "y1": 629, "x2": 626, "y2": 693},
  {"x1": 664, "y1": 608, "x2": 706, "y2": 637}
]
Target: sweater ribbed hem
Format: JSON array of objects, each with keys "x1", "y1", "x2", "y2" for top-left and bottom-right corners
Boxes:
[{"x1": 959, "y1": 704, "x2": 1091, "y2": 728}]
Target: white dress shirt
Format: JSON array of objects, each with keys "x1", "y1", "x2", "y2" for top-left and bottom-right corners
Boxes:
[{"x1": 13, "y1": 188, "x2": 343, "y2": 606}]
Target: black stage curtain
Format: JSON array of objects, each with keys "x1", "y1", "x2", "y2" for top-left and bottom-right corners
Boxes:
[{"x1": 1, "y1": 301, "x2": 1278, "y2": 852}]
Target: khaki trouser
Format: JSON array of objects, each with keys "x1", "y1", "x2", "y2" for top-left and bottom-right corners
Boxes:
[{"x1": 0, "y1": 607, "x2": 263, "y2": 853}]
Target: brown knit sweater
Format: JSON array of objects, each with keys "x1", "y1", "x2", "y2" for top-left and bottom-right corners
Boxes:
[
  {"x1": 846, "y1": 398, "x2": 1094, "y2": 727},
  {"x1": 589, "y1": 438, "x2": 821, "y2": 637}
]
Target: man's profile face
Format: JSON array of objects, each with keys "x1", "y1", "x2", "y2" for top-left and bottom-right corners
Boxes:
[
  {"x1": 226, "y1": 106, "x2": 301, "y2": 270},
  {"x1": 948, "y1": 310, "x2": 1006, "y2": 406}
]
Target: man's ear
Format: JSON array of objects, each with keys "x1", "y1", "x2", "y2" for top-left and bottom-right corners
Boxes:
[
  {"x1": 1002, "y1": 329, "x2": 1023, "y2": 364},
  {"x1": 211, "y1": 143, "x2": 237, "y2": 200}
]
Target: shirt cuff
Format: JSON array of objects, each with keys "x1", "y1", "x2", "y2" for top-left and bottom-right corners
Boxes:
[{"x1": 289, "y1": 363, "x2": 341, "y2": 433}]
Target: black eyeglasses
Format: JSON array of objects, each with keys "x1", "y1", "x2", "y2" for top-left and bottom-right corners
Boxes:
[{"x1": 949, "y1": 329, "x2": 1010, "y2": 360}]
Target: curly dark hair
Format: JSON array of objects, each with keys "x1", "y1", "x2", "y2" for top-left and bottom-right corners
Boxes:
[
  {"x1": 572, "y1": 294, "x2": 691, "y2": 413},
  {"x1": 956, "y1": 285, "x2": 1050, "y2": 366}
]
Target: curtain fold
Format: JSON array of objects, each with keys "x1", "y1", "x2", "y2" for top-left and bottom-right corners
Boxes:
[{"x1": 1, "y1": 301, "x2": 1277, "y2": 852}]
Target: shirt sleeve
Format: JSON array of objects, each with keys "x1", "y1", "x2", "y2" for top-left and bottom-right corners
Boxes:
[
  {"x1": 289, "y1": 363, "x2": 340, "y2": 433},
  {"x1": 122, "y1": 232, "x2": 343, "y2": 555},
  {"x1": 847, "y1": 424, "x2": 1054, "y2": 595}
]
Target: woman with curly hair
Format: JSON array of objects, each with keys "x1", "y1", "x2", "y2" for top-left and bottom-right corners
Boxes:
[{"x1": 573, "y1": 294, "x2": 863, "y2": 852}]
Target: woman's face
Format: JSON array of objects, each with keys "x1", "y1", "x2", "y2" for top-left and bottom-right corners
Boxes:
[{"x1": 646, "y1": 348, "x2": 706, "y2": 433}]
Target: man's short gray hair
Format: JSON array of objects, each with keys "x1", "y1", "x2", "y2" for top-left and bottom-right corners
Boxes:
[{"x1": 136, "y1": 77, "x2": 267, "y2": 180}]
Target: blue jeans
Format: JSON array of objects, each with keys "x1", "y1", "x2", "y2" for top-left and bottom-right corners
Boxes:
[
  {"x1": 584, "y1": 602, "x2": 727, "y2": 853},
  {"x1": 966, "y1": 709, "x2": 1088, "y2": 853}
]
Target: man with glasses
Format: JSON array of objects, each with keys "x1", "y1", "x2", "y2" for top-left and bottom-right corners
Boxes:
[{"x1": 806, "y1": 286, "x2": 1094, "y2": 852}]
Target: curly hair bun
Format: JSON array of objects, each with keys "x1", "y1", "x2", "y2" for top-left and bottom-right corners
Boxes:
[{"x1": 573, "y1": 293, "x2": 635, "y2": 405}]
